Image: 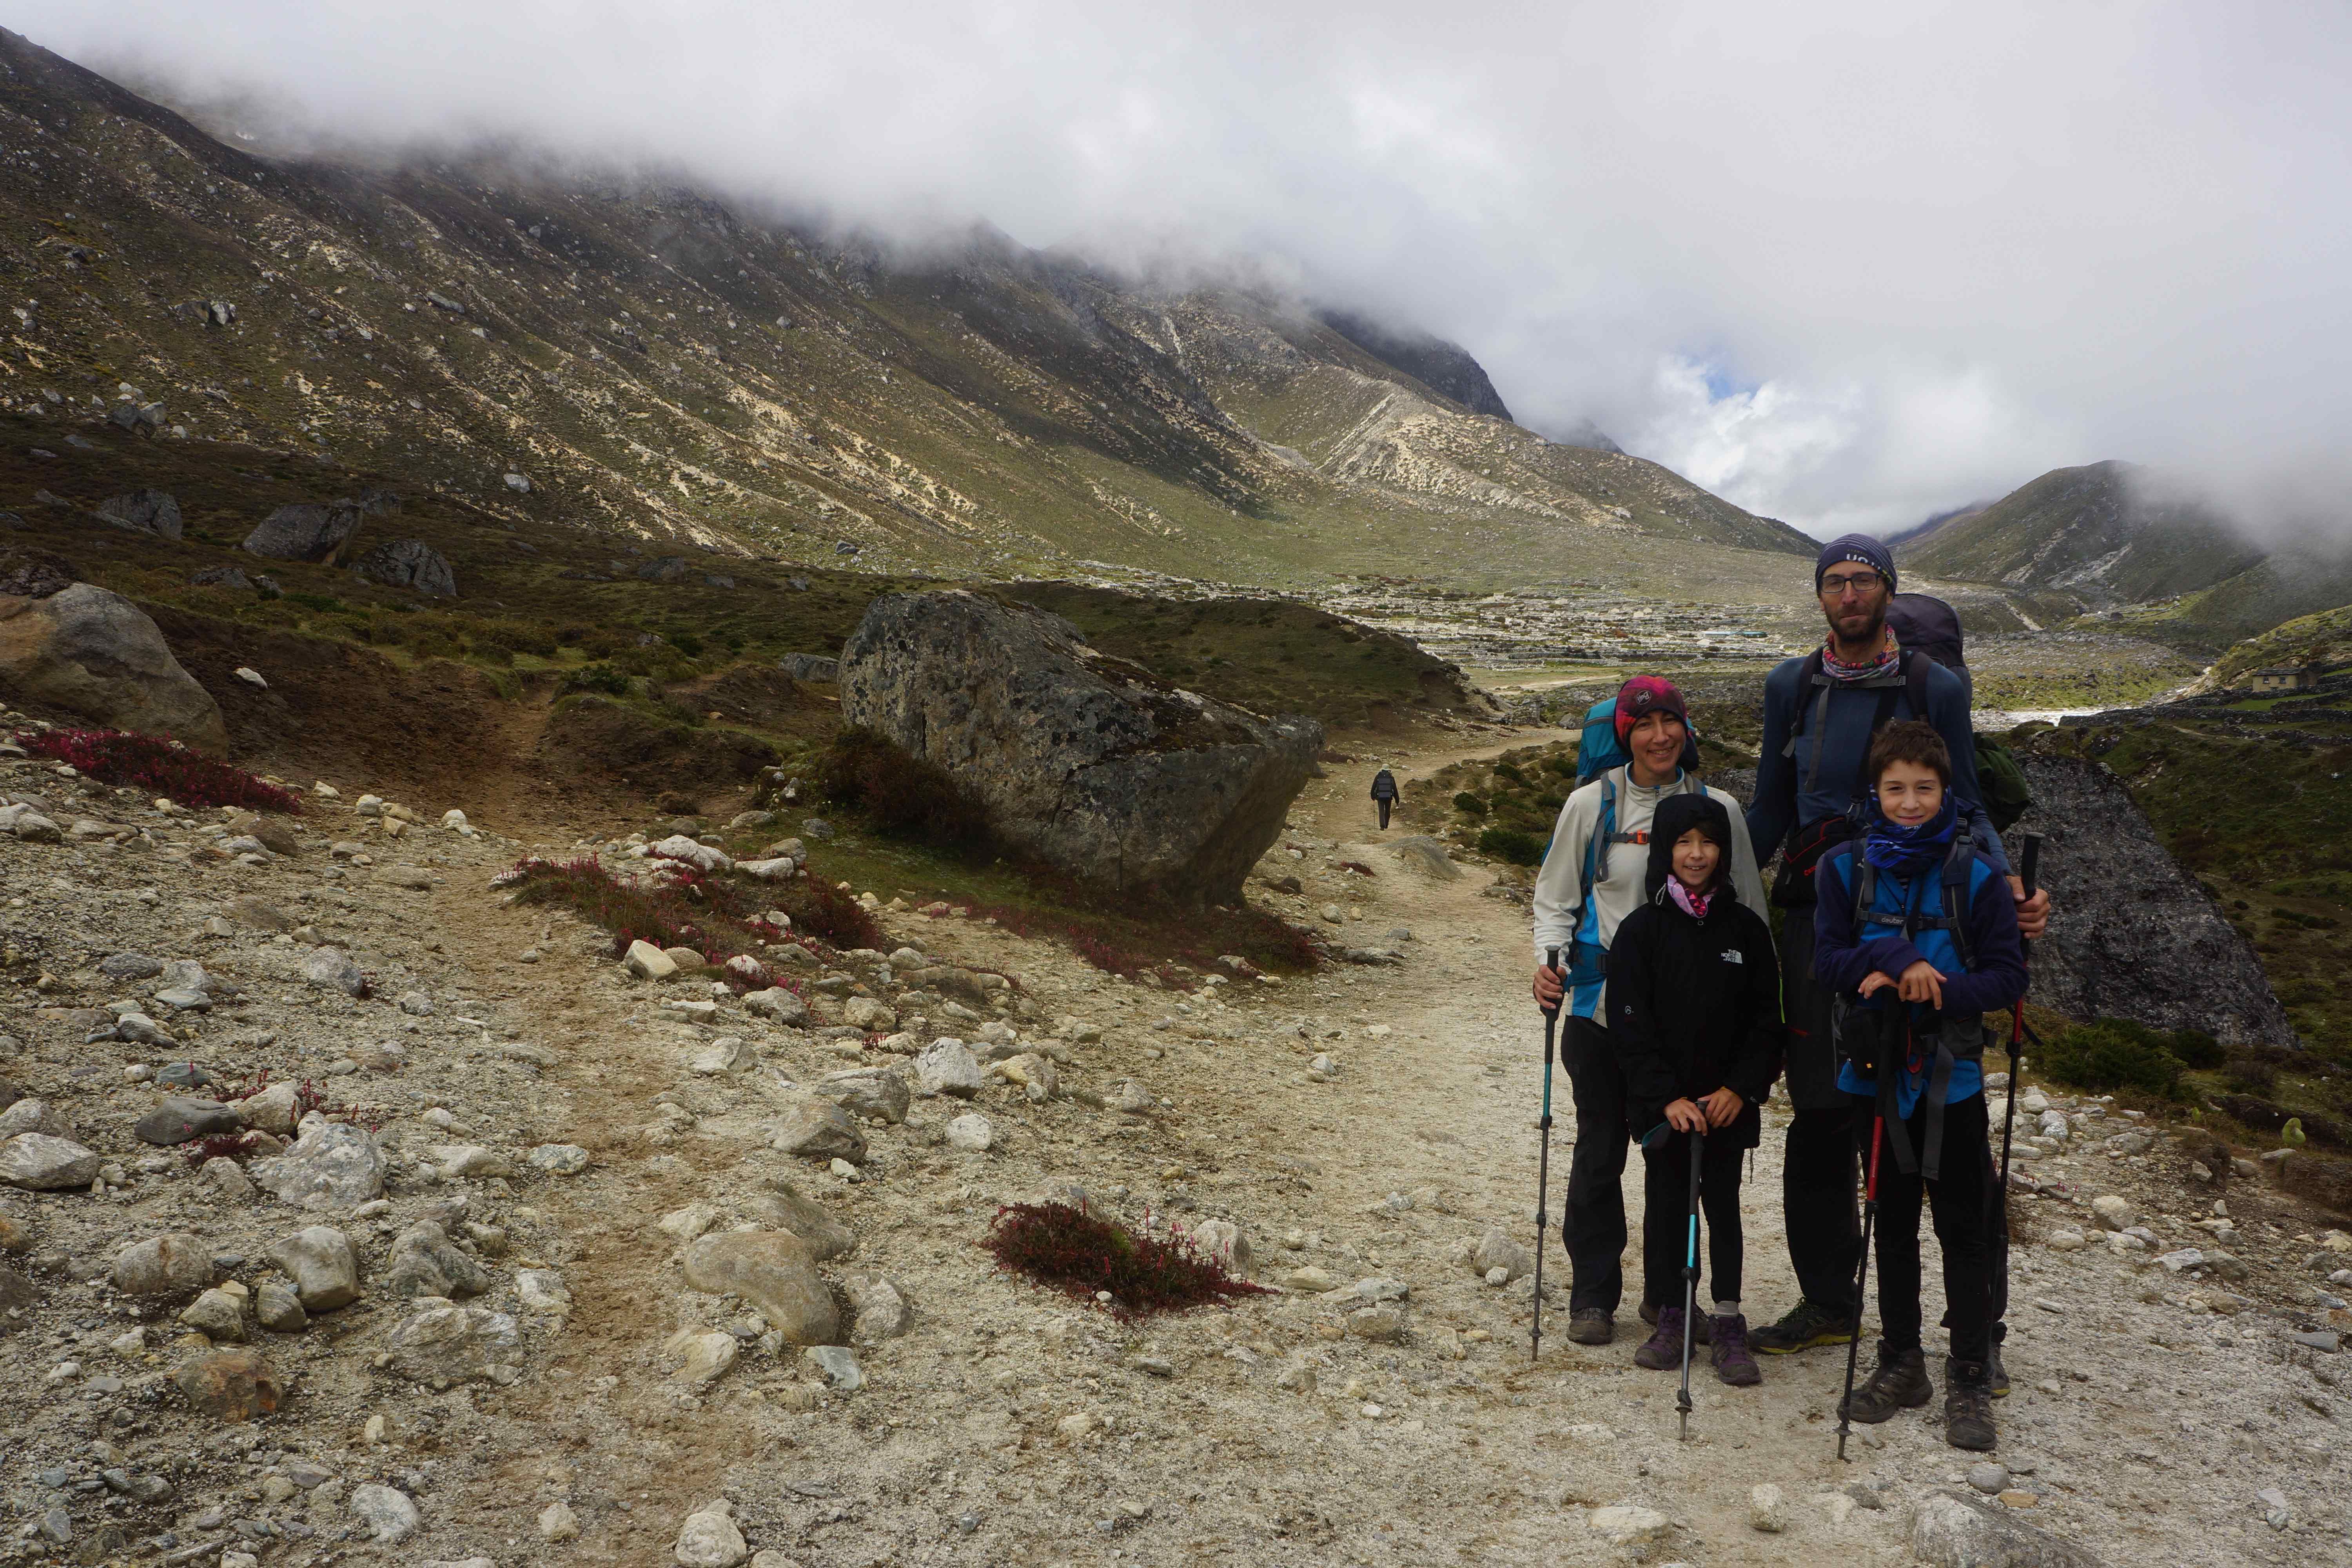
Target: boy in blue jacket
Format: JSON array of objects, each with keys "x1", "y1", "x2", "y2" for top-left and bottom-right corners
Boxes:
[{"x1": 1815, "y1": 721, "x2": 2025, "y2": 1452}]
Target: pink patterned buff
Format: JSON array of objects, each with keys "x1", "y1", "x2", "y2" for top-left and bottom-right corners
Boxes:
[{"x1": 1667, "y1": 879, "x2": 1712, "y2": 919}]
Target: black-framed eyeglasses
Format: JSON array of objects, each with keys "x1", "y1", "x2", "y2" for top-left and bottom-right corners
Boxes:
[{"x1": 1819, "y1": 570, "x2": 1885, "y2": 597}]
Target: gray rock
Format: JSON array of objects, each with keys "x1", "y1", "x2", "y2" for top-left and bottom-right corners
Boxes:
[
  {"x1": 299, "y1": 946, "x2": 368, "y2": 997},
  {"x1": 2007, "y1": 759, "x2": 2293, "y2": 1045},
  {"x1": 134, "y1": 1095, "x2": 244, "y2": 1146},
  {"x1": 849, "y1": 1275, "x2": 911, "y2": 1343},
  {"x1": 779, "y1": 653, "x2": 840, "y2": 682},
  {"x1": 526, "y1": 1143, "x2": 590, "y2": 1175},
  {"x1": 349, "y1": 1483, "x2": 421, "y2": 1543},
  {"x1": 189, "y1": 564, "x2": 253, "y2": 592},
  {"x1": 397, "y1": 990, "x2": 434, "y2": 1016},
  {"x1": 98, "y1": 951, "x2": 164, "y2": 980},
  {"x1": 673, "y1": 1501, "x2": 750, "y2": 1568},
  {"x1": 839, "y1": 590, "x2": 1321, "y2": 905},
  {"x1": 805, "y1": 1344, "x2": 864, "y2": 1390},
  {"x1": 743, "y1": 987, "x2": 809, "y2": 1025},
  {"x1": 912, "y1": 1038, "x2": 985, "y2": 1098},
  {"x1": 945, "y1": 1112, "x2": 995, "y2": 1151},
  {"x1": 681, "y1": 1231, "x2": 839, "y2": 1344},
  {"x1": 350, "y1": 539, "x2": 457, "y2": 597},
  {"x1": 817, "y1": 1067, "x2": 909, "y2": 1125},
  {"x1": 771, "y1": 1099, "x2": 868, "y2": 1163},
  {"x1": 1969, "y1": 1463, "x2": 2011, "y2": 1494},
  {"x1": 243, "y1": 501, "x2": 365, "y2": 564},
  {"x1": 268, "y1": 1225, "x2": 363, "y2": 1308},
  {"x1": 386, "y1": 1221, "x2": 492, "y2": 1298},
  {"x1": 249, "y1": 1118, "x2": 385, "y2": 1210},
  {"x1": 0, "y1": 1132, "x2": 101, "y2": 1190},
  {"x1": 112, "y1": 1232, "x2": 213, "y2": 1296},
  {"x1": 1911, "y1": 1492, "x2": 2105, "y2": 1568},
  {"x1": 383, "y1": 1304, "x2": 523, "y2": 1386},
  {"x1": 196, "y1": 1156, "x2": 256, "y2": 1201},
  {"x1": 1470, "y1": 1227, "x2": 1532, "y2": 1283},
  {"x1": 94, "y1": 490, "x2": 184, "y2": 539},
  {"x1": 750, "y1": 1180, "x2": 855, "y2": 1259},
  {"x1": 1388, "y1": 835, "x2": 1460, "y2": 879},
  {"x1": 0, "y1": 583, "x2": 226, "y2": 750},
  {"x1": 179, "y1": 1286, "x2": 248, "y2": 1341},
  {"x1": 0, "y1": 1098, "x2": 69, "y2": 1141},
  {"x1": 254, "y1": 1280, "x2": 307, "y2": 1333}
]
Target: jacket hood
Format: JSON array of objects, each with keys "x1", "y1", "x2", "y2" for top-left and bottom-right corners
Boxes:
[{"x1": 1644, "y1": 791, "x2": 1736, "y2": 904}]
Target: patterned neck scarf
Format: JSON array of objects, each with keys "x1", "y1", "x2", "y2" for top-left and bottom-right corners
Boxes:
[
  {"x1": 1666, "y1": 878, "x2": 1713, "y2": 919},
  {"x1": 1864, "y1": 794, "x2": 1960, "y2": 878},
  {"x1": 1823, "y1": 623, "x2": 1901, "y2": 683}
]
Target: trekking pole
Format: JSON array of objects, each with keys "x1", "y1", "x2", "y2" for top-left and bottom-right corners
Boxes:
[
  {"x1": 1996, "y1": 832, "x2": 2044, "y2": 1193},
  {"x1": 1837, "y1": 1007, "x2": 1902, "y2": 1461},
  {"x1": 1677, "y1": 1127, "x2": 1704, "y2": 1441},
  {"x1": 1531, "y1": 947, "x2": 1561, "y2": 1361},
  {"x1": 1835, "y1": 1113, "x2": 1884, "y2": 1462}
]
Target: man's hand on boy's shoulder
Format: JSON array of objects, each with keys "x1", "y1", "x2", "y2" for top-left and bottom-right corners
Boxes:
[{"x1": 2009, "y1": 878, "x2": 2049, "y2": 940}]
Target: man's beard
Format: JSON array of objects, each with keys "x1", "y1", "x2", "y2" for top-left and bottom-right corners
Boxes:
[{"x1": 1827, "y1": 601, "x2": 1888, "y2": 649}]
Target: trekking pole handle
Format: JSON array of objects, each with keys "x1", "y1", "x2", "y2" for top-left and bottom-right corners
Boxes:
[
  {"x1": 1541, "y1": 947, "x2": 1561, "y2": 1021},
  {"x1": 2019, "y1": 831, "x2": 2042, "y2": 899}
]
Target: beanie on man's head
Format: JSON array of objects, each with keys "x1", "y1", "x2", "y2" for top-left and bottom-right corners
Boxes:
[
  {"x1": 1815, "y1": 533, "x2": 1898, "y2": 592},
  {"x1": 1613, "y1": 675, "x2": 1689, "y2": 745}
]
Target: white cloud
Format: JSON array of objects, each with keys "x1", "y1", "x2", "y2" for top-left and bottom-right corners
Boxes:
[{"x1": 18, "y1": 2, "x2": 2352, "y2": 540}]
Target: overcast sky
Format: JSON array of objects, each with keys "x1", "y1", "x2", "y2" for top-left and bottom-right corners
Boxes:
[{"x1": 23, "y1": 2, "x2": 2352, "y2": 537}]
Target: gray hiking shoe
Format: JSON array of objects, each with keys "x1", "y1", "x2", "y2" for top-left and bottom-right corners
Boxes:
[{"x1": 1945, "y1": 1358, "x2": 1998, "y2": 1450}]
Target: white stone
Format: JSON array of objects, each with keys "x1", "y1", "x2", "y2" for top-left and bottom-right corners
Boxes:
[
  {"x1": 2091, "y1": 1194, "x2": 2134, "y2": 1231},
  {"x1": 538, "y1": 1500, "x2": 580, "y2": 1541},
  {"x1": 625, "y1": 940, "x2": 679, "y2": 981},
  {"x1": 673, "y1": 1500, "x2": 749, "y2": 1568},
  {"x1": 945, "y1": 1113, "x2": 995, "y2": 1152},
  {"x1": 1586, "y1": 1505, "x2": 1670, "y2": 1545},
  {"x1": 350, "y1": 1483, "x2": 421, "y2": 1543},
  {"x1": 1750, "y1": 1483, "x2": 1786, "y2": 1532}
]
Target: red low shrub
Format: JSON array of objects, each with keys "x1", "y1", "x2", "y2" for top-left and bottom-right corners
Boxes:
[
  {"x1": 16, "y1": 728, "x2": 302, "y2": 813},
  {"x1": 501, "y1": 854, "x2": 871, "y2": 965},
  {"x1": 982, "y1": 1201, "x2": 1272, "y2": 1320}
]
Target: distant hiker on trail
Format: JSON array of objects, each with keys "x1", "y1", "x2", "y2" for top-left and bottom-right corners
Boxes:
[
  {"x1": 1603, "y1": 793, "x2": 1782, "y2": 1388},
  {"x1": 1531, "y1": 676, "x2": 1767, "y2": 1346},
  {"x1": 1743, "y1": 535, "x2": 2047, "y2": 1367},
  {"x1": 1815, "y1": 721, "x2": 2026, "y2": 1452},
  {"x1": 1370, "y1": 767, "x2": 1399, "y2": 831}
]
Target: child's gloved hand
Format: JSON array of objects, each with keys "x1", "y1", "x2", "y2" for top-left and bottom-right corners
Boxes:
[
  {"x1": 1662, "y1": 1097, "x2": 1708, "y2": 1133},
  {"x1": 1895, "y1": 960, "x2": 1946, "y2": 1008}
]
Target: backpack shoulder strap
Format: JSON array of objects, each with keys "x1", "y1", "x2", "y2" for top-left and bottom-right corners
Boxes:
[
  {"x1": 1904, "y1": 648, "x2": 1933, "y2": 720},
  {"x1": 1940, "y1": 838, "x2": 1979, "y2": 972},
  {"x1": 1783, "y1": 651, "x2": 1828, "y2": 752},
  {"x1": 1577, "y1": 774, "x2": 1617, "y2": 916}
]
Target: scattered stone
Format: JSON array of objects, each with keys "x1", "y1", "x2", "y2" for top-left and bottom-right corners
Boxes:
[
  {"x1": 806, "y1": 1344, "x2": 864, "y2": 1390},
  {"x1": 387, "y1": 1220, "x2": 492, "y2": 1298},
  {"x1": 626, "y1": 940, "x2": 679, "y2": 981},
  {"x1": 673, "y1": 1499, "x2": 750, "y2": 1568},
  {"x1": 913, "y1": 1038, "x2": 985, "y2": 1098},
  {"x1": 1911, "y1": 1493, "x2": 2103, "y2": 1568},
  {"x1": 197, "y1": 1156, "x2": 256, "y2": 1201},
  {"x1": 250, "y1": 1118, "x2": 385, "y2": 1210},
  {"x1": 673, "y1": 1328, "x2": 739, "y2": 1386},
  {"x1": 2091, "y1": 1195, "x2": 2134, "y2": 1231},
  {"x1": 1194, "y1": 1218, "x2": 1251, "y2": 1274},
  {"x1": 772, "y1": 1098, "x2": 869, "y2": 1162},
  {"x1": 743, "y1": 987, "x2": 809, "y2": 1025},
  {"x1": 254, "y1": 1280, "x2": 307, "y2": 1333},
  {"x1": 180, "y1": 1285, "x2": 249, "y2": 1340},
  {"x1": 239, "y1": 1081, "x2": 302, "y2": 1136},
  {"x1": 849, "y1": 1275, "x2": 912, "y2": 1343},
  {"x1": 1969, "y1": 1463, "x2": 2012, "y2": 1494},
  {"x1": 383, "y1": 1303, "x2": 523, "y2": 1386},
  {"x1": 350, "y1": 1483, "x2": 422, "y2": 1544},
  {"x1": 538, "y1": 1500, "x2": 581, "y2": 1542},
  {"x1": 1585, "y1": 1505, "x2": 1670, "y2": 1546},
  {"x1": 268, "y1": 1225, "x2": 363, "y2": 1308},
  {"x1": 945, "y1": 1112, "x2": 995, "y2": 1152},
  {"x1": 173, "y1": 1347, "x2": 283, "y2": 1421},
  {"x1": 1749, "y1": 1483, "x2": 1786, "y2": 1532},
  {"x1": 751, "y1": 1181, "x2": 855, "y2": 1259},
  {"x1": 298, "y1": 946, "x2": 368, "y2": 996},
  {"x1": 132, "y1": 1095, "x2": 244, "y2": 1146},
  {"x1": 0, "y1": 1132, "x2": 102, "y2": 1190},
  {"x1": 350, "y1": 539, "x2": 457, "y2": 596},
  {"x1": 527, "y1": 1143, "x2": 591, "y2": 1175},
  {"x1": 817, "y1": 1066, "x2": 909, "y2": 1124},
  {"x1": 0, "y1": 583, "x2": 226, "y2": 749},
  {"x1": 1347, "y1": 1306, "x2": 1405, "y2": 1342},
  {"x1": 682, "y1": 1231, "x2": 840, "y2": 1344},
  {"x1": 111, "y1": 1232, "x2": 212, "y2": 1296}
]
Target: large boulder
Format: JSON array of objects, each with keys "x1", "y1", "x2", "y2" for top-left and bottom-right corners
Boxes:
[
  {"x1": 2009, "y1": 755, "x2": 2294, "y2": 1046},
  {"x1": 350, "y1": 540, "x2": 457, "y2": 597},
  {"x1": 0, "y1": 584, "x2": 227, "y2": 750},
  {"x1": 242, "y1": 501, "x2": 365, "y2": 563},
  {"x1": 840, "y1": 590, "x2": 1323, "y2": 904},
  {"x1": 94, "y1": 490, "x2": 184, "y2": 540}
]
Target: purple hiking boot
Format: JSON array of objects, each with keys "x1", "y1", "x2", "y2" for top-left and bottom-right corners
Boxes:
[
  {"x1": 1711, "y1": 1313, "x2": 1760, "y2": 1386},
  {"x1": 1633, "y1": 1305, "x2": 1685, "y2": 1370}
]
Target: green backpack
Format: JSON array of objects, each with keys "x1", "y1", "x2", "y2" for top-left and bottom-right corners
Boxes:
[{"x1": 1972, "y1": 733, "x2": 2033, "y2": 833}]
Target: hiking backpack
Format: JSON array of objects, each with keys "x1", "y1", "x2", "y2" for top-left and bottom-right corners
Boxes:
[{"x1": 1828, "y1": 832, "x2": 1992, "y2": 1181}]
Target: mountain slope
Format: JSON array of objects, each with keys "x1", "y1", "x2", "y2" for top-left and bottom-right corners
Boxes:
[
  {"x1": 1900, "y1": 461, "x2": 2265, "y2": 606},
  {"x1": 0, "y1": 27, "x2": 1805, "y2": 590}
]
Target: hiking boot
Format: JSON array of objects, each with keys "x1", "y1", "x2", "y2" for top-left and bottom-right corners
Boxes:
[
  {"x1": 1632, "y1": 1306, "x2": 1686, "y2": 1370},
  {"x1": 1945, "y1": 1358, "x2": 1998, "y2": 1450},
  {"x1": 1839, "y1": 1341, "x2": 1933, "y2": 1423},
  {"x1": 1637, "y1": 1297, "x2": 1710, "y2": 1343},
  {"x1": 1986, "y1": 1340, "x2": 2010, "y2": 1399},
  {"x1": 1564, "y1": 1308, "x2": 1614, "y2": 1346},
  {"x1": 1711, "y1": 1314, "x2": 1760, "y2": 1387},
  {"x1": 1751, "y1": 1298, "x2": 1858, "y2": 1356}
]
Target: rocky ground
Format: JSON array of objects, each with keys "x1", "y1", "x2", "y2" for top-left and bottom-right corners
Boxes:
[{"x1": 2, "y1": 726, "x2": 2348, "y2": 1568}]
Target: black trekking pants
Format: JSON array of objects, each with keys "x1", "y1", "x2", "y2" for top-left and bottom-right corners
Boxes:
[
  {"x1": 1377, "y1": 799, "x2": 1392, "y2": 829},
  {"x1": 1861, "y1": 1092, "x2": 1993, "y2": 1367},
  {"x1": 1561, "y1": 1017, "x2": 1630, "y2": 1314},
  {"x1": 1777, "y1": 902, "x2": 1862, "y2": 1316},
  {"x1": 1640, "y1": 1127, "x2": 1746, "y2": 1311}
]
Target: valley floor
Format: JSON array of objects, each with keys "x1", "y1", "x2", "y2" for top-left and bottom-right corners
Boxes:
[{"x1": 2, "y1": 727, "x2": 2345, "y2": 1568}]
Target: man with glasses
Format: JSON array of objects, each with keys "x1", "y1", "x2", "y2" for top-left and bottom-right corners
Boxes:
[{"x1": 1744, "y1": 535, "x2": 2048, "y2": 1374}]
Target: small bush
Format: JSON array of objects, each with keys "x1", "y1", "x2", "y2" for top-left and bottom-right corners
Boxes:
[
  {"x1": 2167, "y1": 1029, "x2": 2225, "y2": 1070},
  {"x1": 1477, "y1": 826, "x2": 1545, "y2": 866},
  {"x1": 17, "y1": 729, "x2": 302, "y2": 813},
  {"x1": 2037, "y1": 1020, "x2": 2187, "y2": 1098},
  {"x1": 557, "y1": 663, "x2": 631, "y2": 698},
  {"x1": 1453, "y1": 792, "x2": 1488, "y2": 817},
  {"x1": 983, "y1": 1201, "x2": 1272, "y2": 1321},
  {"x1": 503, "y1": 853, "x2": 878, "y2": 959},
  {"x1": 821, "y1": 728, "x2": 994, "y2": 852},
  {"x1": 1492, "y1": 762, "x2": 1527, "y2": 785},
  {"x1": 2223, "y1": 1058, "x2": 2278, "y2": 1096}
]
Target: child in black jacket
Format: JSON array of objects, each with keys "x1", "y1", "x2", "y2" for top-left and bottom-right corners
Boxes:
[{"x1": 1605, "y1": 793, "x2": 1784, "y2": 1385}]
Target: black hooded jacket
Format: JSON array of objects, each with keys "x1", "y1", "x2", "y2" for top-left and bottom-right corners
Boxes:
[{"x1": 1602, "y1": 793, "x2": 1785, "y2": 1147}]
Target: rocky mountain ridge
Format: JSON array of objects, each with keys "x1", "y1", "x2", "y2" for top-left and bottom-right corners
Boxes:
[{"x1": 0, "y1": 28, "x2": 1806, "y2": 596}]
